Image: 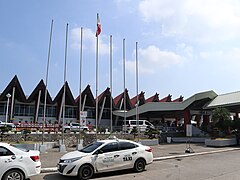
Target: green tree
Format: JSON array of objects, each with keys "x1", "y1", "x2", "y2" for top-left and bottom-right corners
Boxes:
[
  {"x1": 144, "y1": 127, "x2": 159, "y2": 139},
  {"x1": 212, "y1": 107, "x2": 232, "y2": 135},
  {"x1": 0, "y1": 126, "x2": 10, "y2": 141},
  {"x1": 130, "y1": 127, "x2": 138, "y2": 139}
]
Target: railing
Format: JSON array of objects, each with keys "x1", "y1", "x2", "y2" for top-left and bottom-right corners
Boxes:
[{"x1": 15, "y1": 123, "x2": 60, "y2": 132}]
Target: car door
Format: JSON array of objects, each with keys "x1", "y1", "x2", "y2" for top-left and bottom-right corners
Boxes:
[
  {"x1": 117, "y1": 141, "x2": 139, "y2": 169},
  {"x1": 0, "y1": 146, "x2": 15, "y2": 175},
  {"x1": 95, "y1": 142, "x2": 122, "y2": 172}
]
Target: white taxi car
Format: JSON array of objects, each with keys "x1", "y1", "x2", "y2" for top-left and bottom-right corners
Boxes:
[
  {"x1": 57, "y1": 138, "x2": 153, "y2": 180},
  {"x1": 0, "y1": 142, "x2": 41, "y2": 180}
]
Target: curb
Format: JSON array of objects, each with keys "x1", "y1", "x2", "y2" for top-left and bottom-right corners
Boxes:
[
  {"x1": 153, "y1": 147, "x2": 240, "y2": 161},
  {"x1": 40, "y1": 147, "x2": 240, "y2": 173}
]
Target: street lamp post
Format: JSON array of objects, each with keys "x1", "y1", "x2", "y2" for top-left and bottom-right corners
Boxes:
[{"x1": 5, "y1": 93, "x2": 11, "y2": 124}]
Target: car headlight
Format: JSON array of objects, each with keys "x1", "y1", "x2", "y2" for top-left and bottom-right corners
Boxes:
[{"x1": 63, "y1": 157, "x2": 82, "y2": 163}]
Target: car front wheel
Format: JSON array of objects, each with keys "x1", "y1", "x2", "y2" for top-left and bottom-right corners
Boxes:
[
  {"x1": 134, "y1": 159, "x2": 146, "y2": 172},
  {"x1": 78, "y1": 164, "x2": 94, "y2": 180},
  {"x1": 3, "y1": 169, "x2": 24, "y2": 180}
]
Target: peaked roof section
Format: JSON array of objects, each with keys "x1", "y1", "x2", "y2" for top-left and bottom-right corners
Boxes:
[
  {"x1": 207, "y1": 91, "x2": 240, "y2": 108},
  {"x1": 159, "y1": 94, "x2": 172, "y2": 102},
  {"x1": 146, "y1": 93, "x2": 159, "y2": 103},
  {"x1": 53, "y1": 82, "x2": 75, "y2": 105},
  {"x1": 113, "y1": 90, "x2": 218, "y2": 118},
  {"x1": 27, "y1": 79, "x2": 52, "y2": 104},
  {"x1": 114, "y1": 89, "x2": 132, "y2": 110},
  {"x1": 97, "y1": 87, "x2": 115, "y2": 108},
  {"x1": 172, "y1": 96, "x2": 184, "y2": 102},
  {"x1": 0, "y1": 75, "x2": 26, "y2": 102},
  {"x1": 75, "y1": 85, "x2": 95, "y2": 107},
  {"x1": 131, "y1": 91, "x2": 146, "y2": 106}
]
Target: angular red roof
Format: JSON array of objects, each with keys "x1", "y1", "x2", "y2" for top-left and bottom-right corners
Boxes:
[
  {"x1": 159, "y1": 94, "x2": 172, "y2": 102},
  {"x1": 146, "y1": 93, "x2": 159, "y2": 103},
  {"x1": 114, "y1": 89, "x2": 132, "y2": 110},
  {"x1": 130, "y1": 91, "x2": 145, "y2": 106},
  {"x1": 172, "y1": 96, "x2": 184, "y2": 102}
]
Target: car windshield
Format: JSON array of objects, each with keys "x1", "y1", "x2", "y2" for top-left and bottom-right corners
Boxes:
[
  {"x1": 11, "y1": 144, "x2": 29, "y2": 152},
  {"x1": 79, "y1": 142, "x2": 103, "y2": 153}
]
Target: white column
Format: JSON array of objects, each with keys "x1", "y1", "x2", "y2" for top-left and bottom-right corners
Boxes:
[
  {"x1": 10, "y1": 87, "x2": 15, "y2": 120},
  {"x1": 98, "y1": 97, "x2": 106, "y2": 125},
  {"x1": 35, "y1": 90, "x2": 42, "y2": 123}
]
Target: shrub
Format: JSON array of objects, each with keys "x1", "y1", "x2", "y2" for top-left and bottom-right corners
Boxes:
[{"x1": 144, "y1": 127, "x2": 159, "y2": 139}]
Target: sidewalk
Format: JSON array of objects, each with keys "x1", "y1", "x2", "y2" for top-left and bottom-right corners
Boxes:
[{"x1": 40, "y1": 143, "x2": 240, "y2": 173}]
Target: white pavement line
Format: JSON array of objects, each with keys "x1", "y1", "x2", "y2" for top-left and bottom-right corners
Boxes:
[{"x1": 153, "y1": 148, "x2": 240, "y2": 161}]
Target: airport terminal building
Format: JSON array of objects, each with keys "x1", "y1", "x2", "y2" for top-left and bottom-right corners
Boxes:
[{"x1": 1, "y1": 75, "x2": 240, "y2": 129}]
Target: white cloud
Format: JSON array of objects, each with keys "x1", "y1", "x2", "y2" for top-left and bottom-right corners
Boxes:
[
  {"x1": 126, "y1": 45, "x2": 184, "y2": 74},
  {"x1": 70, "y1": 27, "x2": 109, "y2": 56},
  {"x1": 138, "y1": 0, "x2": 240, "y2": 43},
  {"x1": 199, "y1": 48, "x2": 240, "y2": 71}
]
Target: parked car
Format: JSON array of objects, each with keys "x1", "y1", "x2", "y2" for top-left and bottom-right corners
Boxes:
[
  {"x1": 63, "y1": 122, "x2": 89, "y2": 133},
  {"x1": 0, "y1": 142, "x2": 41, "y2": 180},
  {"x1": 122, "y1": 120, "x2": 155, "y2": 133},
  {"x1": 0, "y1": 121, "x2": 16, "y2": 131},
  {"x1": 57, "y1": 137, "x2": 153, "y2": 180}
]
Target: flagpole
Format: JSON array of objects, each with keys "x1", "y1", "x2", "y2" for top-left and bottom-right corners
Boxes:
[
  {"x1": 79, "y1": 27, "x2": 83, "y2": 142},
  {"x1": 62, "y1": 23, "x2": 69, "y2": 144},
  {"x1": 123, "y1": 38, "x2": 126, "y2": 137},
  {"x1": 42, "y1": 19, "x2": 53, "y2": 145},
  {"x1": 95, "y1": 13, "x2": 99, "y2": 140},
  {"x1": 110, "y1": 35, "x2": 113, "y2": 133},
  {"x1": 136, "y1": 42, "x2": 139, "y2": 142}
]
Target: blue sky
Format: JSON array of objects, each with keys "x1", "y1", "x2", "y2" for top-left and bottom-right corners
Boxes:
[{"x1": 1, "y1": 0, "x2": 240, "y2": 101}]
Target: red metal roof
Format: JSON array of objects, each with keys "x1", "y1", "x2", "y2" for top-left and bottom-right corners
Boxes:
[
  {"x1": 146, "y1": 93, "x2": 159, "y2": 103},
  {"x1": 159, "y1": 94, "x2": 172, "y2": 102},
  {"x1": 172, "y1": 96, "x2": 184, "y2": 102}
]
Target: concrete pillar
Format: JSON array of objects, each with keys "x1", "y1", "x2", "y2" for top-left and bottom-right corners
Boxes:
[
  {"x1": 203, "y1": 115, "x2": 210, "y2": 126},
  {"x1": 195, "y1": 115, "x2": 201, "y2": 128},
  {"x1": 184, "y1": 109, "x2": 191, "y2": 129}
]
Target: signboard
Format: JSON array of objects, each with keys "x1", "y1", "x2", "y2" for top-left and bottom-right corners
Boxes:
[
  {"x1": 80, "y1": 111, "x2": 87, "y2": 118},
  {"x1": 186, "y1": 124, "x2": 192, "y2": 137}
]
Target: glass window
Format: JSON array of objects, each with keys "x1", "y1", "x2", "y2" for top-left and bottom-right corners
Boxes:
[
  {"x1": 0, "y1": 103, "x2": 6, "y2": 115},
  {"x1": 119, "y1": 142, "x2": 138, "y2": 150},
  {"x1": 100, "y1": 142, "x2": 119, "y2": 153},
  {"x1": 131, "y1": 121, "x2": 137, "y2": 125},
  {"x1": 0, "y1": 146, "x2": 14, "y2": 156},
  {"x1": 139, "y1": 121, "x2": 143, "y2": 125},
  {"x1": 145, "y1": 121, "x2": 151, "y2": 126},
  {"x1": 80, "y1": 142, "x2": 103, "y2": 153}
]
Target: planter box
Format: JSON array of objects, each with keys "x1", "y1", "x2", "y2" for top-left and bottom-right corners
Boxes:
[
  {"x1": 139, "y1": 139, "x2": 158, "y2": 146},
  {"x1": 172, "y1": 137, "x2": 207, "y2": 143},
  {"x1": 205, "y1": 138, "x2": 237, "y2": 147},
  {"x1": 13, "y1": 142, "x2": 57, "y2": 150}
]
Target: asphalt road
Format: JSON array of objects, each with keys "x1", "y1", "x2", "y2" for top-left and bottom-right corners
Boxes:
[{"x1": 31, "y1": 150, "x2": 240, "y2": 180}]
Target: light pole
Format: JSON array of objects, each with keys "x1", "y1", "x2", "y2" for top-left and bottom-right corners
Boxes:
[{"x1": 5, "y1": 93, "x2": 11, "y2": 124}]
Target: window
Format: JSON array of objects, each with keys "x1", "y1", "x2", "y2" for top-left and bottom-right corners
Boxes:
[
  {"x1": 100, "y1": 142, "x2": 119, "y2": 153},
  {"x1": 0, "y1": 103, "x2": 6, "y2": 115},
  {"x1": 130, "y1": 121, "x2": 137, "y2": 125},
  {"x1": 80, "y1": 142, "x2": 103, "y2": 153},
  {"x1": 119, "y1": 142, "x2": 137, "y2": 150},
  {"x1": 145, "y1": 121, "x2": 151, "y2": 126},
  {"x1": 0, "y1": 146, "x2": 14, "y2": 156},
  {"x1": 139, "y1": 121, "x2": 143, "y2": 125}
]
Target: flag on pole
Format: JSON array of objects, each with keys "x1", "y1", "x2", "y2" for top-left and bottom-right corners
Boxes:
[{"x1": 96, "y1": 14, "x2": 101, "y2": 37}]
